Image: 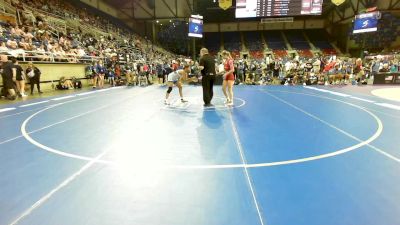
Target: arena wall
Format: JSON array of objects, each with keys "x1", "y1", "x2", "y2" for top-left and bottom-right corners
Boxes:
[
  {"x1": 80, "y1": 0, "x2": 119, "y2": 18},
  {"x1": 204, "y1": 19, "x2": 325, "y2": 33},
  {"x1": 0, "y1": 63, "x2": 87, "y2": 91}
]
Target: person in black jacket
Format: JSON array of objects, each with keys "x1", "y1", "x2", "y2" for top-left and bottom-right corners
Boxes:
[
  {"x1": 199, "y1": 48, "x2": 216, "y2": 107},
  {"x1": 1, "y1": 55, "x2": 17, "y2": 100},
  {"x1": 26, "y1": 62, "x2": 43, "y2": 94}
]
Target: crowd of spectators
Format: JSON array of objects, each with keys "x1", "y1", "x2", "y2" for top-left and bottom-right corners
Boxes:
[
  {"x1": 228, "y1": 54, "x2": 400, "y2": 85},
  {"x1": 0, "y1": 0, "x2": 185, "y2": 100},
  {"x1": 1, "y1": 0, "x2": 399, "y2": 101},
  {"x1": 1, "y1": 0, "x2": 177, "y2": 64},
  {"x1": 1, "y1": 55, "x2": 42, "y2": 100}
]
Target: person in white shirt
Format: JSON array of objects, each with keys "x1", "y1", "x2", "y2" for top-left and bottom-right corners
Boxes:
[
  {"x1": 0, "y1": 41, "x2": 9, "y2": 52},
  {"x1": 76, "y1": 46, "x2": 86, "y2": 57},
  {"x1": 312, "y1": 58, "x2": 321, "y2": 72},
  {"x1": 7, "y1": 39, "x2": 18, "y2": 49},
  {"x1": 285, "y1": 60, "x2": 292, "y2": 75},
  {"x1": 36, "y1": 44, "x2": 49, "y2": 61},
  {"x1": 164, "y1": 65, "x2": 191, "y2": 105}
]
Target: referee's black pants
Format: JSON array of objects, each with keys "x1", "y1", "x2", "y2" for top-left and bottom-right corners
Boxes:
[{"x1": 202, "y1": 75, "x2": 215, "y2": 105}]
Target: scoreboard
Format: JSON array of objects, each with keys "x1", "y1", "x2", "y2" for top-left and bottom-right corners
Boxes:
[
  {"x1": 188, "y1": 15, "x2": 203, "y2": 38},
  {"x1": 236, "y1": 0, "x2": 323, "y2": 18}
]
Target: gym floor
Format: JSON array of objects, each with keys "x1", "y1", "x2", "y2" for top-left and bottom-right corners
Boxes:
[{"x1": 0, "y1": 85, "x2": 399, "y2": 225}]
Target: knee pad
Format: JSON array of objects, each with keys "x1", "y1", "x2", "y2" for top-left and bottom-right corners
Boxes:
[{"x1": 167, "y1": 87, "x2": 173, "y2": 94}]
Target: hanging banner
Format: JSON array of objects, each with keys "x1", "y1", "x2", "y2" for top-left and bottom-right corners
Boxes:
[
  {"x1": 331, "y1": 0, "x2": 345, "y2": 6},
  {"x1": 219, "y1": 0, "x2": 232, "y2": 10}
]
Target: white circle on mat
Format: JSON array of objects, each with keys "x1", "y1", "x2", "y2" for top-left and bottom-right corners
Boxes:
[{"x1": 20, "y1": 91, "x2": 383, "y2": 169}]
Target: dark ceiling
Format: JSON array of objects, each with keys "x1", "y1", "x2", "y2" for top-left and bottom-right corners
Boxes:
[
  {"x1": 101, "y1": 0, "x2": 347, "y2": 22},
  {"x1": 196, "y1": 0, "x2": 339, "y2": 23}
]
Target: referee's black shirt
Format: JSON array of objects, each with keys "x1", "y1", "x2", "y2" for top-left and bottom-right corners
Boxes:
[{"x1": 199, "y1": 54, "x2": 215, "y2": 75}]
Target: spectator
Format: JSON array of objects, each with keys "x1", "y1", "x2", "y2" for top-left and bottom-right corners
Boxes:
[
  {"x1": 18, "y1": 37, "x2": 30, "y2": 50},
  {"x1": 390, "y1": 60, "x2": 398, "y2": 73},
  {"x1": 237, "y1": 61, "x2": 245, "y2": 83},
  {"x1": 12, "y1": 58, "x2": 27, "y2": 97},
  {"x1": 58, "y1": 76, "x2": 74, "y2": 89},
  {"x1": 76, "y1": 46, "x2": 86, "y2": 58},
  {"x1": 26, "y1": 62, "x2": 43, "y2": 94},
  {"x1": 313, "y1": 57, "x2": 321, "y2": 73},
  {"x1": 0, "y1": 42, "x2": 9, "y2": 52},
  {"x1": 95, "y1": 60, "x2": 106, "y2": 88},
  {"x1": 370, "y1": 57, "x2": 381, "y2": 77},
  {"x1": 35, "y1": 44, "x2": 50, "y2": 61},
  {"x1": 156, "y1": 62, "x2": 164, "y2": 84},
  {"x1": 7, "y1": 38, "x2": 18, "y2": 49},
  {"x1": 379, "y1": 63, "x2": 390, "y2": 73},
  {"x1": 1, "y1": 55, "x2": 17, "y2": 100},
  {"x1": 273, "y1": 59, "x2": 282, "y2": 78},
  {"x1": 114, "y1": 63, "x2": 121, "y2": 79},
  {"x1": 354, "y1": 58, "x2": 365, "y2": 84},
  {"x1": 125, "y1": 64, "x2": 136, "y2": 85},
  {"x1": 107, "y1": 65, "x2": 115, "y2": 86}
]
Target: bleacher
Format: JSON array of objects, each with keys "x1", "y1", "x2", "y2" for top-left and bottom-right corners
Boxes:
[
  {"x1": 297, "y1": 49, "x2": 313, "y2": 58},
  {"x1": 223, "y1": 31, "x2": 241, "y2": 52},
  {"x1": 0, "y1": 0, "x2": 174, "y2": 65},
  {"x1": 204, "y1": 32, "x2": 221, "y2": 55},
  {"x1": 306, "y1": 29, "x2": 336, "y2": 54},
  {"x1": 200, "y1": 29, "x2": 343, "y2": 59},
  {"x1": 285, "y1": 30, "x2": 310, "y2": 50},
  {"x1": 273, "y1": 50, "x2": 287, "y2": 59},
  {"x1": 231, "y1": 51, "x2": 240, "y2": 59},
  {"x1": 264, "y1": 31, "x2": 287, "y2": 50},
  {"x1": 250, "y1": 51, "x2": 264, "y2": 59},
  {"x1": 244, "y1": 31, "x2": 264, "y2": 59},
  {"x1": 322, "y1": 49, "x2": 337, "y2": 55},
  {"x1": 264, "y1": 31, "x2": 287, "y2": 58}
]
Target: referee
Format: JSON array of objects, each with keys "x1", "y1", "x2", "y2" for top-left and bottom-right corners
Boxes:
[{"x1": 198, "y1": 48, "x2": 216, "y2": 107}]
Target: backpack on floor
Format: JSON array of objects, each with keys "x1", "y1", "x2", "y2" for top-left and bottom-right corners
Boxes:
[
  {"x1": 0, "y1": 87, "x2": 6, "y2": 97},
  {"x1": 56, "y1": 84, "x2": 68, "y2": 90},
  {"x1": 73, "y1": 80, "x2": 82, "y2": 89},
  {"x1": 115, "y1": 79, "x2": 126, "y2": 86}
]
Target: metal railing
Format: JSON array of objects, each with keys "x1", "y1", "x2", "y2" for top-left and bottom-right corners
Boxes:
[
  {"x1": 1, "y1": 3, "x2": 174, "y2": 62},
  {"x1": 0, "y1": 1, "x2": 5, "y2": 13},
  {"x1": 22, "y1": 4, "x2": 64, "y2": 21},
  {"x1": 0, "y1": 0, "x2": 18, "y2": 24},
  {"x1": 22, "y1": 4, "x2": 66, "y2": 37},
  {"x1": 0, "y1": 49, "x2": 156, "y2": 65},
  {"x1": 1, "y1": 49, "x2": 107, "y2": 64},
  {"x1": 0, "y1": 0, "x2": 16, "y2": 15},
  {"x1": 19, "y1": 2, "x2": 131, "y2": 42}
]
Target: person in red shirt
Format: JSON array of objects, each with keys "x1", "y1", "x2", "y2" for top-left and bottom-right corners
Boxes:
[
  {"x1": 221, "y1": 50, "x2": 235, "y2": 105},
  {"x1": 143, "y1": 63, "x2": 150, "y2": 82},
  {"x1": 143, "y1": 64, "x2": 149, "y2": 73},
  {"x1": 114, "y1": 63, "x2": 121, "y2": 79}
]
